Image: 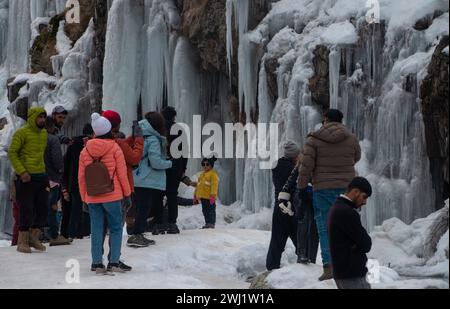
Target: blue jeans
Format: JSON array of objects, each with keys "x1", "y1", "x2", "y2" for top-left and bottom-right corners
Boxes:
[
  {"x1": 313, "y1": 188, "x2": 345, "y2": 266},
  {"x1": 89, "y1": 201, "x2": 123, "y2": 265},
  {"x1": 47, "y1": 186, "x2": 61, "y2": 239}
]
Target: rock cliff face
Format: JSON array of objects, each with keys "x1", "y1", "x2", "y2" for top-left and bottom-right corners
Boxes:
[{"x1": 420, "y1": 36, "x2": 449, "y2": 209}]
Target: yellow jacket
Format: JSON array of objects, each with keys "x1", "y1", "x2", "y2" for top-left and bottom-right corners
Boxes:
[{"x1": 195, "y1": 169, "x2": 219, "y2": 200}]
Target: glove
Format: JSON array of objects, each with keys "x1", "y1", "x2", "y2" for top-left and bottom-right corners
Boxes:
[
  {"x1": 133, "y1": 123, "x2": 144, "y2": 138},
  {"x1": 123, "y1": 196, "x2": 132, "y2": 212},
  {"x1": 210, "y1": 196, "x2": 216, "y2": 205},
  {"x1": 278, "y1": 192, "x2": 294, "y2": 216}
]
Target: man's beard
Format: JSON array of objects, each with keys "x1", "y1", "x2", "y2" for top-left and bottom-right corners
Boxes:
[{"x1": 36, "y1": 124, "x2": 45, "y2": 129}]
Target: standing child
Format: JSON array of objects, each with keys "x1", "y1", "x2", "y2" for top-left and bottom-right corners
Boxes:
[{"x1": 194, "y1": 157, "x2": 219, "y2": 229}]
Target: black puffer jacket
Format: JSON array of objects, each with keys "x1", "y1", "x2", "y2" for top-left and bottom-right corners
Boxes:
[
  {"x1": 61, "y1": 135, "x2": 86, "y2": 193},
  {"x1": 165, "y1": 119, "x2": 188, "y2": 193}
]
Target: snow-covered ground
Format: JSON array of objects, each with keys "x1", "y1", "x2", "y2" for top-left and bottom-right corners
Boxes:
[{"x1": 0, "y1": 202, "x2": 448, "y2": 289}]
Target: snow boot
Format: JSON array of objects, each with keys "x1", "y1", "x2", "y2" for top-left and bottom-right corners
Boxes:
[
  {"x1": 29, "y1": 228, "x2": 46, "y2": 252},
  {"x1": 17, "y1": 231, "x2": 32, "y2": 254},
  {"x1": 49, "y1": 235, "x2": 72, "y2": 246},
  {"x1": 318, "y1": 264, "x2": 333, "y2": 281}
]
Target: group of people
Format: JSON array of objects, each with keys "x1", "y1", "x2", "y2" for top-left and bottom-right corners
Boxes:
[
  {"x1": 267, "y1": 109, "x2": 373, "y2": 289},
  {"x1": 7, "y1": 102, "x2": 372, "y2": 287},
  {"x1": 8, "y1": 105, "x2": 220, "y2": 274}
]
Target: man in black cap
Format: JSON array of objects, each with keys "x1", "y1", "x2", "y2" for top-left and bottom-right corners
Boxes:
[
  {"x1": 328, "y1": 177, "x2": 373, "y2": 289},
  {"x1": 52, "y1": 106, "x2": 72, "y2": 145}
]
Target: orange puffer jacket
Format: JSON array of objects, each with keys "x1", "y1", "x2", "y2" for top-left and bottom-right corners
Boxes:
[{"x1": 78, "y1": 138, "x2": 131, "y2": 204}]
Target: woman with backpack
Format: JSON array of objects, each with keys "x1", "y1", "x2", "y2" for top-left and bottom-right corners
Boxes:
[
  {"x1": 127, "y1": 112, "x2": 172, "y2": 248},
  {"x1": 78, "y1": 113, "x2": 131, "y2": 274}
]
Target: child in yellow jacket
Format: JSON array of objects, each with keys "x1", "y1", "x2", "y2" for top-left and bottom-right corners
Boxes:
[{"x1": 194, "y1": 157, "x2": 219, "y2": 229}]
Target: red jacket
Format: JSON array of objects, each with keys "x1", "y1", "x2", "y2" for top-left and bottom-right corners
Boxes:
[{"x1": 116, "y1": 136, "x2": 144, "y2": 192}]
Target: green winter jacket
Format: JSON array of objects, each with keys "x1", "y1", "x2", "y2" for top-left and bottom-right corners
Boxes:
[{"x1": 8, "y1": 107, "x2": 48, "y2": 175}]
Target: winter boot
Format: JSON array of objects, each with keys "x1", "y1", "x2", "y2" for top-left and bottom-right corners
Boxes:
[
  {"x1": 29, "y1": 228, "x2": 46, "y2": 251},
  {"x1": 297, "y1": 255, "x2": 310, "y2": 264},
  {"x1": 166, "y1": 223, "x2": 180, "y2": 234},
  {"x1": 318, "y1": 264, "x2": 333, "y2": 281},
  {"x1": 49, "y1": 235, "x2": 72, "y2": 246},
  {"x1": 17, "y1": 231, "x2": 32, "y2": 254},
  {"x1": 152, "y1": 224, "x2": 166, "y2": 235}
]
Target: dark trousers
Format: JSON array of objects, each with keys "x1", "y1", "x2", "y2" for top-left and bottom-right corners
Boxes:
[
  {"x1": 47, "y1": 185, "x2": 61, "y2": 239},
  {"x1": 16, "y1": 176, "x2": 49, "y2": 231},
  {"x1": 297, "y1": 199, "x2": 319, "y2": 263},
  {"x1": 68, "y1": 190, "x2": 85, "y2": 238},
  {"x1": 335, "y1": 278, "x2": 371, "y2": 289},
  {"x1": 133, "y1": 187, "x2": 165, "y2": 234},
  {"x1": 166, "y1": 191, "x2": 179, "y2": 224},
  {"x1": 165, "y1": 168, "x2": 182, "y2": 224},
  {"x1": 60, "y1": 198, "x2": 71, "y2": 238},
  {"x1": 201, "y1": 199, "x2": 216, "y2": 225},
  {"x1": 266, "y1": 208, "x2": 298, "y2": 271}
]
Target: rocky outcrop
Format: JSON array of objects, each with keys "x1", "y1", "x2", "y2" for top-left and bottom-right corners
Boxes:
[
  {"x1": 414, "y1": 10, "x2": 445, "y2": 31},
  {"x1": 309, "y1": 45, "x2": 330, "y2": 111},
  {"x1": 30, "y1": 13, "x2": 65, "y2": 75},
  {"x1": 178, "y1": 0, "x2": 269, "y2": 83},
  {"x1": 64, "y1": 0, "x2": 96, "y2": 43},
  {"x1": 420, "y1": 36, "x2": 449, "y2": 210}
]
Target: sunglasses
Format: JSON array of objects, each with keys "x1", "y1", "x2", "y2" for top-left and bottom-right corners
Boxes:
[{"x1": 201, "y1": 162, "x2": 210, "y2": 167}]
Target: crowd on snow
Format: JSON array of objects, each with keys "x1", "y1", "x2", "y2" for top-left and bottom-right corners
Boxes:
[{"x1": 6, "y1": 105, "x2": 374, "y2": 289}]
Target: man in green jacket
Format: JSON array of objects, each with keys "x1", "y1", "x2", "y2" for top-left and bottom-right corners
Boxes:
[{"x1": 8, "y1": 107, "x2": 50, "y2": 254}]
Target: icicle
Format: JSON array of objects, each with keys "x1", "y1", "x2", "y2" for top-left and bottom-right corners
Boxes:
[
  {"x1": 0, "y1": 1, "x2": 8, "y2": 65},
  {"x1": 142, "y1": 14, "x2": 168, "y2": 113},
  {"x1": 329, "y1": 47, "x2": 341, "y2": 109},
  {"x1": 226, "y1": 0, "x2": 249, "y2": 79},
  {"x1": 6, "y1": 0, "x2": 31, "y2": 76},
  {"x1": 102, "y1": 0, "x2": 144, "y2": 135}
]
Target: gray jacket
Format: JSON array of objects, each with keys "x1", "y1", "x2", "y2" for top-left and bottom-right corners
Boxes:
[{"x1": 45, "y1": 133, "x2": 64, "y2": 183}]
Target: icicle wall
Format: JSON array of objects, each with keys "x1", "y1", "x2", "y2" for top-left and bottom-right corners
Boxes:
[{"x1": 0, "y1": 0, "x2": 448, "y2": 235}]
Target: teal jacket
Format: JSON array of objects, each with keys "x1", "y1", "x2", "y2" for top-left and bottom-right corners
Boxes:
[{"x1": 133, "y1": 120, "x2": 172, "y2": 191}]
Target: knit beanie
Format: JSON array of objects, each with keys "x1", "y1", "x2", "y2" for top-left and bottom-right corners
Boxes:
[
  {"x1": 283, "y1": 141, "x2": 301, "y2": 159},
  {"x1": 102, "y1": 110, "x2": 122, "y2": 129},
  {"x1": 91, "y1": 113, "x2": 112, "y2": 137}
]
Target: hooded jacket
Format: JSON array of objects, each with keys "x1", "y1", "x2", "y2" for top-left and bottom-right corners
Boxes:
[
  {"x1": 298, "y1": 122, "x2": 361, "y2": 191},
  {"x1": 133, "y1": 120, "x2": 172, "y2": 191},
  {"x1": 9, "y1": 107, "x2": 48, "y2": 175},
  {"x1": 78, "y1": 138, "x2": 131, "y2": 204}
]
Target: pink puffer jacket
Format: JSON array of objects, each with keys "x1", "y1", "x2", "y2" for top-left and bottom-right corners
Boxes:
[{"x1": 78, "y1": 139, "x2": 131, "y2": 204}]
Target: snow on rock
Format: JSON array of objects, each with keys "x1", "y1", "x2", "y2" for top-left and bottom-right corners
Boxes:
[
  {"x1": 320, "y1": 20, "x2": 359, "y2": 45},
  {"x1": 442, "y1": 46, "x2": 449, "y2": 55},
  {"x1": 369, "y1": 201, "x2": 449, "y2": 278},
  {"x1": 56, "y1": 20, "x2": 73, "y2": 55}
]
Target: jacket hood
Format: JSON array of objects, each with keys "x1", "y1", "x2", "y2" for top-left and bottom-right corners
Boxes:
[
  {"x1": 310, "y1": 122, "x2": 351, "y2": 144},
  {"x1": 85, "y1": 138, "x2": 116, "y2": 158},
  {"x1": 27, "y1": 107, "x2": 47, "y2": 132},
  {"x1": 139, "y1": 119, "x2": 167, "y2": 144}
]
